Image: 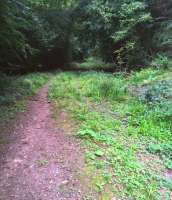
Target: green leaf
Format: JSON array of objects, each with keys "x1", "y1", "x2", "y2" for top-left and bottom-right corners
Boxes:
[{"x1": 95, "y1": 150, "x2": 104, "y2": 157}]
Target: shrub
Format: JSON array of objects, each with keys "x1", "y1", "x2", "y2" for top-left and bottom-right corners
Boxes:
[
  {"x1": 140, "y1": 80, "x2": 172, "y2": 104},
  {"x1": 0, "y1": 73, "x2": 49, "y2": 106},
  {"x1": 0, "y1": 73, "x2": 49, "y2": 124},
  {"x1": 151, "y1": 55, "x2": 172, "y2": 69}
]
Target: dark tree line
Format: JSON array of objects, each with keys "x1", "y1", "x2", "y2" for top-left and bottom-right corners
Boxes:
[{"x1": 0, "y1": 0, "x2": 172, "y2": 73}]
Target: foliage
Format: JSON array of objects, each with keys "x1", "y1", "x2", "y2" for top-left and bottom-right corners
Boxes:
[
  {"x1": 0, "y1": 0, "x2": 77, "y2": 72},
  {"x1": 79, "y1": 57, "x2": 113, "y2": 70},
  {"x1": 74, "y1": 0, "x2": 172, "y2": 68},
  {"x1": 0, "y1": 0, "x2": 45, "y2": 71},
  {"x1": 140, "y1": 80, "x2": 172, "y2": 104},
  {"x1": 1, "y1": 0, "x2": 172, "y2": 71},
  {"x1": 0, "y1": 72, "x2": 49, "y2": 123},
  {"x1": 49, "y1": 72, "x2": 127, "y2": 101},
  {"x1": 49, "y1": 68, "x2": 172, "y2": 199},
  {"x1": 1, "y1": 0, "x2": 172, "y2": 197},
  {"x1": 151, "y1": 55, "x2": 172, "y2": 69},
  {"x1": 148, "y1": 142, "x2": 172, "y2": 169},
  {"x1": 113, "y1": 1, "x2": 151, "y2": 42},
  {"x1": 128, "y1": 68, "x2": 164, "y2": 85},
  {"x1": 74, "y1": 0, "x2": 152, "y2": 68}
]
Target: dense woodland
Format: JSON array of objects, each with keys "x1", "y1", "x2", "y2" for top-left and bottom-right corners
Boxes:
[{"x1": 1, "y1": 0, "x2": 172, "y2": 72}]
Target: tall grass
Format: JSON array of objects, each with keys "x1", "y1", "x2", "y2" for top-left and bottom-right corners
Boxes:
[{"x1": 49, "y1": 72, "x2": 127, "y2": 102}]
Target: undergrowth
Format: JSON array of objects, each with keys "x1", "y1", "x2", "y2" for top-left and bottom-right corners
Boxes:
[
  {"x1": 49, "y1": 68, "x2": 172, "y2": 200},
  {"x1": 79, "y1": 57, "x2": 114, "y2": 70},
  {"x1": 0, "y1": 73, "x2": 49, "y2": 124}
]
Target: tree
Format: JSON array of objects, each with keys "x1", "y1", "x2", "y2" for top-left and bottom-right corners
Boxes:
[{"x1": 0, "y1": 0, "x2": 171, "y2": 72}]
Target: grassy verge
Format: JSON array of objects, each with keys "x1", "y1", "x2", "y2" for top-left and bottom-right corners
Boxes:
[
  {"x1": 49, "y1": 68, "x2": 172, "y2": 200},
  {"x1": 0, "y1": 72, "x2": 49, "y2": 124}
]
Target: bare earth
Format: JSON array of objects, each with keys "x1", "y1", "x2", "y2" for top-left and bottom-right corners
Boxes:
[{"x1": 0, "y1": 86, "x2": 85, "y2": 200}]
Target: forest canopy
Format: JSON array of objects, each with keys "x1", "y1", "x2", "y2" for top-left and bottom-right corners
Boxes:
[{"x1": 0, "y1": 0, "x2": 172, "y2": 72}]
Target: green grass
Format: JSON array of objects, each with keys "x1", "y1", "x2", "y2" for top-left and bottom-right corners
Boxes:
[
  {"x1": 0, "y1": 72, "x2": 49, "y2": 124},
  {"x1": 49, "y1": 72, "x2": 127, "y2": 101},
  {"x1": 49, "y1": 69, "x2": 172, "y2": 199},
  {"x1": 79, "y1": 57, "x2": 114, "y2": 70},
  {"x1": 128, "y1": 68, "x2": 165, "y2": 85}
]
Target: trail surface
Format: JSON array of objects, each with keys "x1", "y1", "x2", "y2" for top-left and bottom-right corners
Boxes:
[{"x1": 0, "y1": 85, "x2": 84, "y2": 200}]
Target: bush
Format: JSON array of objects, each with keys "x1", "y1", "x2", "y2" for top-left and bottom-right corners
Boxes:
[
  {"x1": 0, "y1": 73, "x2": 49, "y2": 106},
  {"x1": 140, "y1": 80, "x2": 172, "y2": 104},
  {"x1": 151, "y1": 55, "x2": 172, "y2": 69},
  {"x1": 138, "y1": 80, "x2": 172, "y2": 136}
]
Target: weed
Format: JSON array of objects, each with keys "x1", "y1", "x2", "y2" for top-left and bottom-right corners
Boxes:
[
  {"x1": 148, "y1": 143, "x2": 172, "y2": 169},
  {"x1": 49, "y1": 69, "x2": 172, "y2": 199}
]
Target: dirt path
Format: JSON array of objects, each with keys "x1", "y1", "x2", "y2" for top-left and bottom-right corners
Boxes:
[{"x1": 0, "y1": 85, "x2": 84, "y2": 200}]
